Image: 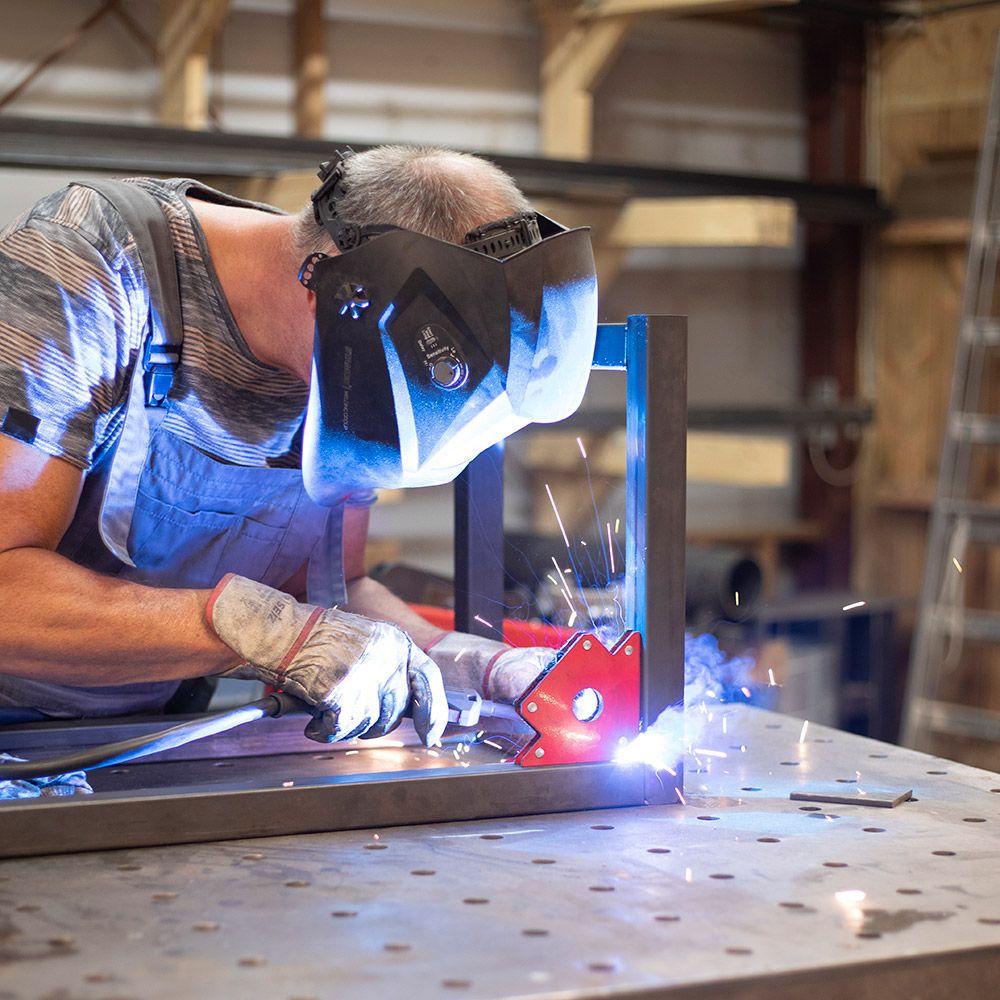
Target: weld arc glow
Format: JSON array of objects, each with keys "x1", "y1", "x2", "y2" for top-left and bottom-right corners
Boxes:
[{"x1": 615, "y1": 635, "x2": 755, "y2": 775}]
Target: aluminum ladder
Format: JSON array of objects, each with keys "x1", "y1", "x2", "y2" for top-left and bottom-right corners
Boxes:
[{"x1": 901, "y1": 41, "x2": 1000, "y2": 752}]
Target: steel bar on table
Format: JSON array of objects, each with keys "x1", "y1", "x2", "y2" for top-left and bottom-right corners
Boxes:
[
  {"x1": 0, "y1": 758, "x2": 645, "y2": 859},
  {"x1": 0, "y1": 115, "x2": 889, "y2": 223}
]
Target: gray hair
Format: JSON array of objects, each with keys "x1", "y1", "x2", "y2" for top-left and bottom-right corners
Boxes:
[{"x1": 292, "y1": 145, "x2": 531, "y2": 256}]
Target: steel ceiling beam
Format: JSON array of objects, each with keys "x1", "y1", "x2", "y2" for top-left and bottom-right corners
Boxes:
[{"x1": 0, "y1": 115, "x2": 889, "y2": 224}]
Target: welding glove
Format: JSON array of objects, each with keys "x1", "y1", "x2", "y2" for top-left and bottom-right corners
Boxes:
[
  {"x1": 423, "y1": 632, "x2": 556, "y2": 704},
  {"x1": 207, "y1": 574, "x2": 448, "y2": 746}
]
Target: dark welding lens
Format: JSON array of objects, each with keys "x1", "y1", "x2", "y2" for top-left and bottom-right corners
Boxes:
[{"x1": 463, "y1": 212, "x2": 543, "y2": 259}]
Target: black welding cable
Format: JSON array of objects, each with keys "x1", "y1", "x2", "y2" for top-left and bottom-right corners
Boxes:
[{"x1": 0, "y1": 692, "x2": 307, "y2": 781}]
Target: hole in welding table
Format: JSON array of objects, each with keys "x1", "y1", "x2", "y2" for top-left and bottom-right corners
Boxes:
[
  {"x1": 480, "y1": 834, "x2": 504, "y2": 840},
  {"x1": 978, "y1": 918, "x2": 1000, "y2": 925},
  {"x1": 963, "y1": 817, "x2": 987, "y2": 823},
  {"x1": 726, "y1": 947, "x2": 753, "y2": 955},
  {"x1": 523, "y1": 928, "x2": 550, "y2": 936},
  {"x1": 591, "y1": 824, "x2": 614, "y2": 830},
  {"x1": 384, "y1": 943, "x2": 411, "y2": 952},
  {"x1": 647, "y1": 848, "x2": 671, "y2": 854},
  {"x1": 532, "y1": 858, "x2": 556, "y2": 865},
  {"x1": 823, "y1": 862, "x2": 848, "y2": 868},
  {"x1": 443, "y1": 979, "x2": 473, "y2": 989},
  {"x1": 655, "y1": 915, "x2": 680, "y2": 922},
  {"x1": 932, "y1": 850, "x2": 957, "y2": 856},
  {"x1": 779, "y1": 902, "x2": 805, "y2": 909},
  {"x1": 757, "y1": 837, "x2": 780, "y2": 843},
  {"x1": 572, "y1": 688, "x2": 604, "y2": 722},
  {"x1": 896, "y1": 889, "x2": 922, "y2": 895},
  {"x1": 364, "y1": 844, "x2": 387, "y2": 851},
  {"x1": 331, "y1": 910, "x2": 358, "y2": 918},
  {"x1": 588, "y1": 962, "x2": 617, "y2": 973},
  {"x1": 463, "y1": 898, "x2": 489, "y2": 905}
]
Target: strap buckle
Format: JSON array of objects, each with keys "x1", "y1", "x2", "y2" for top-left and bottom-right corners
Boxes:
[{"x1": 142, "y1": 336, "x2": 180, "y2": 408}]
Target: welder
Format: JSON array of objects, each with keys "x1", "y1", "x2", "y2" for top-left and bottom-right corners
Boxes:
[{"x1": 0, "y1": 145, "x2": 598, "y2": 748}]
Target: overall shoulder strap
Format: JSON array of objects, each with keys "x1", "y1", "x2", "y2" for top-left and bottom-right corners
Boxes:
[{"x1": 78, "y1": 180, "x2": 183, "y2": 407}]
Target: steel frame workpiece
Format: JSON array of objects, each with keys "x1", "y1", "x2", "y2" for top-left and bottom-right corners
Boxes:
[{"x1": 0, "y1": 315, "x2": 687, "y2": 858}]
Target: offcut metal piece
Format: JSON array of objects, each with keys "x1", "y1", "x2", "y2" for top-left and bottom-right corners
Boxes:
[
  {"x1": 514, "y1": 631, "x2": 641, "y2": 767},
  {"x1": 791, "y1": 786, "x2": 913, "y2": 809}
]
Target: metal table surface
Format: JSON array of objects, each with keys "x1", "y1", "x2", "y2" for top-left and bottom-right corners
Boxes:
[{"x1": 2, "y1": 705, "x2": 999, "y2": 1000}]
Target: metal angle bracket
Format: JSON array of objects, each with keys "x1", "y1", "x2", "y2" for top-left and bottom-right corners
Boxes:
[{"x1": 513, "y1": 631, "x2": 641, "y2": 767}]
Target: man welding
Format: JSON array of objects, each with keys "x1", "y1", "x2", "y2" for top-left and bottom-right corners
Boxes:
[{"x1": 0, "y1": 146, "x2": 598, "y2": 749}]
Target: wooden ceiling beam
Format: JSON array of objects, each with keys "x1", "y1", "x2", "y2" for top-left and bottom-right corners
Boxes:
[
  {"x1": 294, "y1": 0, "x2": 327, "y2": 138},
  {"x1": 158, "y1": 0, "x2": 230, "y2": 129},
  {"x1": 537, "y1": 4, "x2": 632, "y2": 159},
  {"x1": 578, "y1": 0, "x2": 797, "y2": 17}
]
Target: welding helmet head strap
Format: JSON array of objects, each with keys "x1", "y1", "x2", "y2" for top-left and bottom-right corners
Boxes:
[
  {"x1": 311, "y1": 150, "x2": 400, "y2": 252},
  {"x1": 463, "y1": 212, "x2": 543, "y2": 259}
]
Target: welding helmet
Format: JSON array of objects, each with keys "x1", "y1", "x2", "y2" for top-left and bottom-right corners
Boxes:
[{"x1": 298, "y1": 154, "x2": 598, "y2": 498}]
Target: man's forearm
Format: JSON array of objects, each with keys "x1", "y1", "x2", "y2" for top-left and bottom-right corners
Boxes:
[
  {"x1": 0, "y1": 547, "x2": 238, "y2": 685},
  {"x1": 342, "y1": 575, "x2": 444, "y2": 651}
]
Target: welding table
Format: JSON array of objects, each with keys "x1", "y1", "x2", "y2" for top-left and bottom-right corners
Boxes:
[{"x1": 2, "y1": 705, "x2": 999, "y2": 1000}]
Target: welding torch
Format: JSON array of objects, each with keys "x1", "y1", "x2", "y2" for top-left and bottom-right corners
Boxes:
[{"x1": 0, "y1": 688, "x2": 521, "y2": 782}]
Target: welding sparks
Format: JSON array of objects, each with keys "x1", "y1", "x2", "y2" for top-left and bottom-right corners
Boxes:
[
  {"x1": 474, "y1": 614, "x2": 494, "y2": 630},
  {"x1": 550, "y1": 556, "x2": 577, "y2": 612},
  {"x1": 768, "y1": 668, "x2": 777, "y2": 687},
  {"x1": 606, "y1": 521, "x2": 616, "y2": 574},
  {"x1": 734, "y1": 591, "x2": 740, "y2": 608},
  {"x1": 952, "y1": 556, "x2": 964, "y2": 573},
  {"x1": 693, "y1": 748, "x2": 727, "y2": 759},
  {"x1": 842, "y1": 601, "x2": 866, "y2": 612},
  {"x1": 568, "y1": 610, "x2": 578, "y2": 628},
  {"x1": 614, "y1": 518, "x2": 620, "y2": 534},
  {"x1": 544, "y1": 482, "x2": 571, "y2": 548},
  {"x1": 576, "y1": 436, "x2": 587, "y2": 460},
  {"x1": 798, "y1": 720, "x2": 809, "y2": 744}
]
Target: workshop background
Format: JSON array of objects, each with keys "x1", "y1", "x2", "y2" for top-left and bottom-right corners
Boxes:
[{"x1": 1, "y1": 0, "x2": 998, "y2": 766}]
